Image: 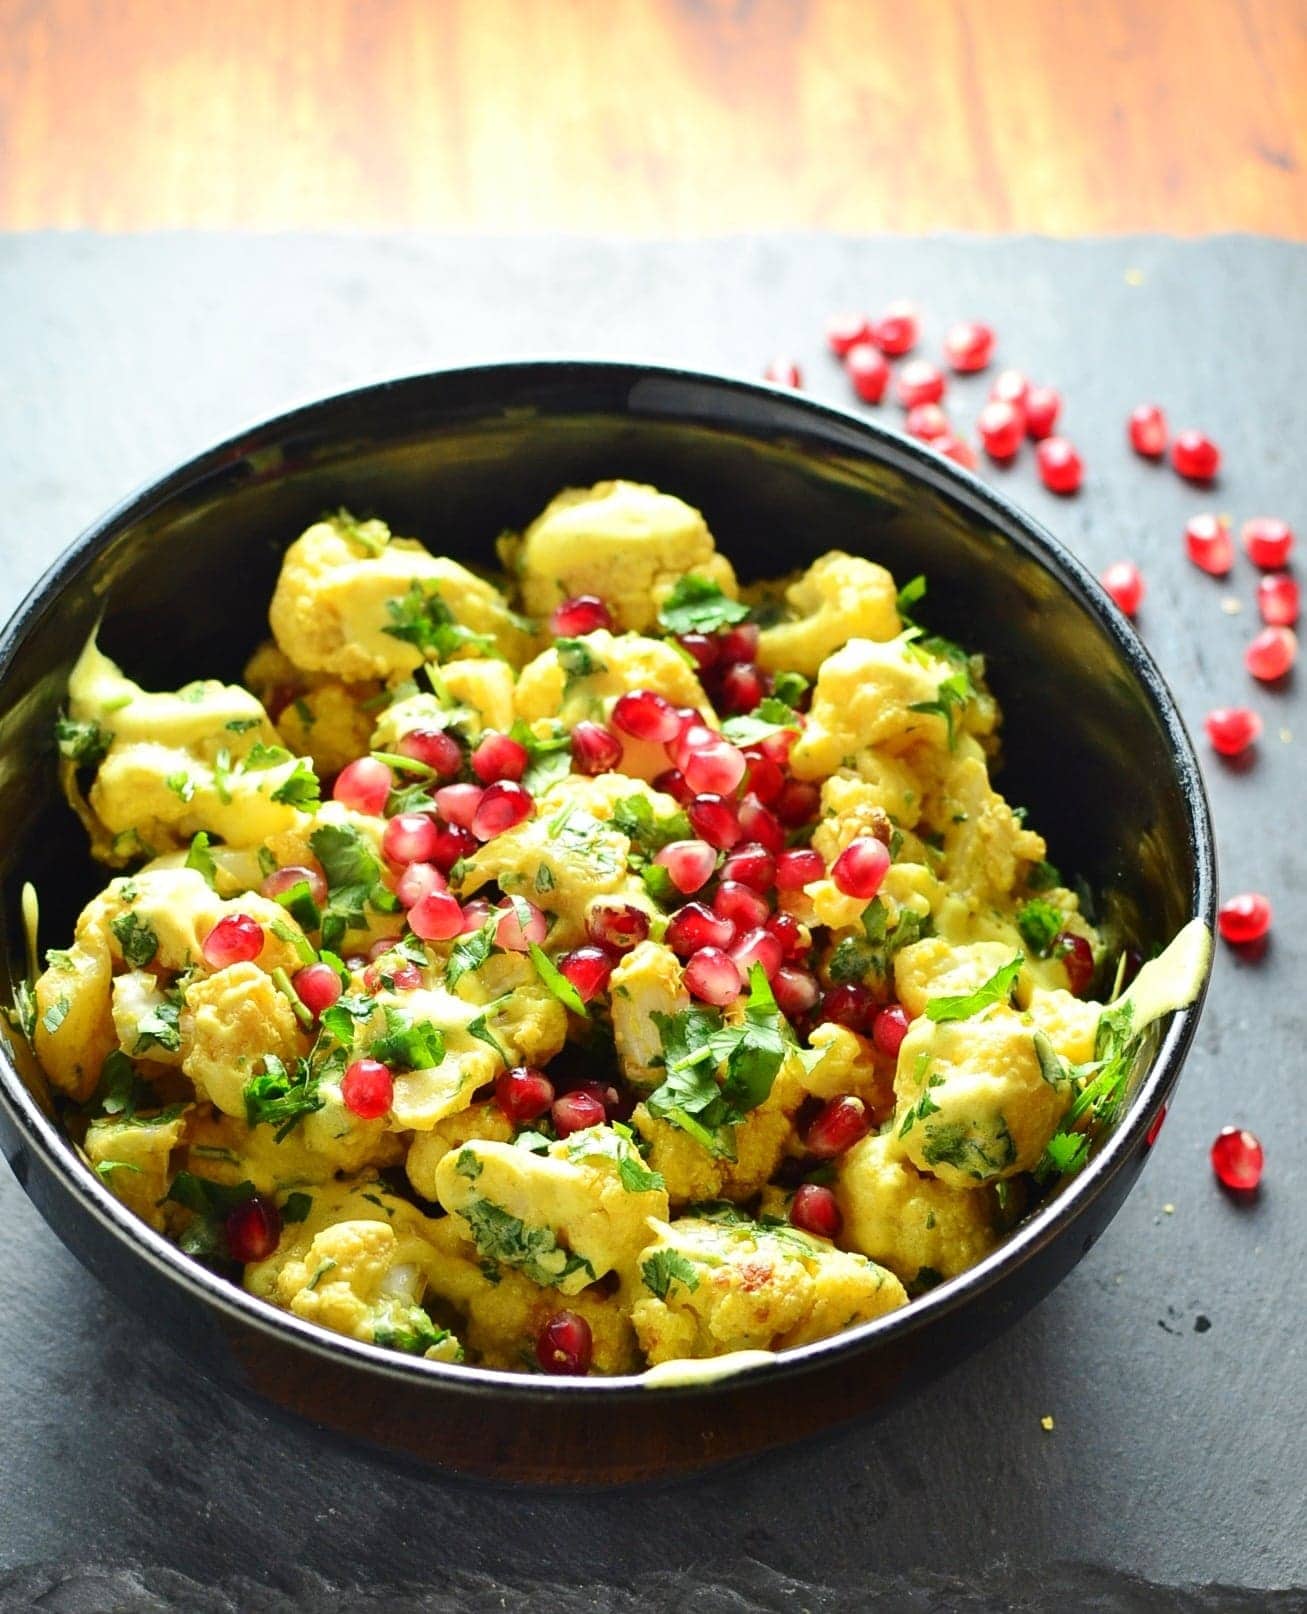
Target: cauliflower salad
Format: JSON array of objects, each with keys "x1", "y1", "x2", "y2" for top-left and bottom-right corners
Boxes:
[{"x1": 21, "y1": 480, "x2": 1208, "y2": 1377}]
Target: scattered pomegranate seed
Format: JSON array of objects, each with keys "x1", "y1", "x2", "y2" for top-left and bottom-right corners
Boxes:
[
  {"x1": 341, "y1": 1058, "x2": 394, "y2": 1119},
  {"x1": 396, "y1": 726, "x2": 463, "y2": 779},
  {"x1": 471, "y1": 732, "x2": 528, "y2": 785},
  {"x1": 225, "y1": 1197, "x2": 282, "y2": 1264},
  {"x1": 1245, "y1": 626, "x2": 1297, "y2": 682},
  {"x1": 743, "y1": 750, "x2": 785, "y2": 807},
  {"x1": 1127, "y1": 404, "x2": 1168, "y2": 459},
  {"x1": 772, "y1": 965, "x2": 820, "y2": 1018},
  {"x1": 494, "y1": 898, "x2": 548, "y2": 952},
  {"x1": 672, "y1": 722, "x2": 714, "y2": 770},
  {"x1": 1242, "y1": 517, "x2": 1294, "y2": 570},
  {"x1": 775, "y1": 847, "x2": 825, "y2": 890},
  {"x1": 717, "y1": 662, "x2": 768, "y2": 716},
  {"x1": 1184, "y1": 514, "x2": 1234, "y2": 576},
  {"x1": 666, "y1": 902, "x2": 735, "y2": 957},
  {"x1": 557, "y1": 946, "x2": 614, "y2": 1003},
  {"x1": 586, "y1": 899, "x2": 650, "y2": 952},
  {"x1": 718, "y1": 622, "x2": 760, "y2": 665},
  {"x1": 934, "y1": 434, "x2": 979, "y2": 470},
  {"x1": 682, "y1": 739, "x2": 747, "y2": 797},
  {"x1": 765, "y1": 911, "x2": 807, "y2": 959},
  {"x1": 764, "y1": 358, "x2": 803, "y2": 388},
  {"x1": 805, "y1": 1095, "x2": 869, "y2": 1159},
  {"x1": 495, "y1": 1067, "x2": 555, "y2": 1124},
  {"x1": 1100, "y1": 561, "x2": 1145, "y2": 617},
  {"x1": 730, "y1": 927, "x2": 784, "y2": 983},
  {"x1": 612, "y1": 689, "x2": 681, "y2": 744},
  {"x1": 1217, "y1": 892, "x2": 1272, "y2": 945},
  {"x1": 1204, "y1": 707, "x2": 1262, "y2": 757},
  {"x1": 552, "y1": 1090, "x2": 607, "y2": 1136},
  {"x1": 819, "y1": 983, "x2": 875, "y2": 1032},
  {"x1": 789, "y1": 1182, "x2": 843, "y2": 1239},
  {"x1": 943, "y1": 320, "x2": 994, "y2": 373},
  {"x1": 1023, "y1": 386, "x2": 1061, "y2": 441},
  {"x1": 989, "y1": 369, "x2": 1029, "y2": 409},
  {"x1": 774, "y1": 778, "x2": 820, "y2": 827},
  {"x1": 1210, "y1": 1127, "x2": 1264, "y2": 1192},
  {"x1": 536, "y1": 1310, "x2": 593, "y2": 1375},
  {"x1": 737, "y1": 795, "x2": 786, "y2": 854},
  {"x1": 382, "y1": 812, "x2": 441, "y2": 866},
  {"x1": 1257, "y1": 573, "x2": 1299, "y2": 628},
  {"x1": 872, "y1": 301, "x2": 918, "y2": 356},
  {"x1": 570, "y1": 720, "x2": 624, "y2": 776},
  {"x1": 977, "y1": 399, "x2": 1025, "y2": 461},
  {"x1": 720, "y1": 842, "x2": 776, "y2": 892},
  {"x1": 292, "y1": 961, "x2": 343, "y2": 1017},
  {"x1": 652, "y1": 767, "x2": 692, "y2": 804},
  {"x1": 684, "y1": 946, "x2": 744, "y2": 1006},
  {"x1": 872, "y1": 1002, "x2": 911, "y2": 1059},
  {"x1": 550, "y1": 595, "x2": 613, "y2": 637},
  {"x1": 332, "y1": 756, "x2": 392, "y2": 816},
  {"x1": 713, "y1": 879, "x2": 770, "y2": 933},
  {"x1": 434, "y1": 782, "x2": 484, "y2": 830},
  {"x1": 459, "y1": 898, "x2": 492, "y2": 934},
  {"x1": 1171, "y1": 429, "x2": 1221, "y2": 482},
  {"x1": 677, "y1": 631, "x2": 719, "y2": 672},
  {"x1": 1056, "y1": 932, "x2": 1094, "y2": 996},
  {"x1": 896, "y1": 359, "x2": 946, "y2": 409},
  {"x1": 1036, "y1": 436, "x2": 1084, "y2": 494},
  {"x1": 430, "y1": 822, "x2": 476, "y2": 873},
  {"x1": 261, "y1": 864, "x2": 329, "y2": 908},
  {"x1": 408, "y1": 889, "x2": 465, "y2": 942},
  {"x1": 845, "y1": 342, "x2": 890, "y2": 404},
  {"x1": 831, "y1": 836, "x2": 891, "y2": 900},
  {"x1": 826, "y1": 312, "x2": 874, "y2": 356},
  {"x1": 654, "y1": 839, "x2": 717, "y2": 895},
  {"x1": 362, "y1": 956, "x2": 420, "y2": 993},
  {"x1": 202, "y1": 913, "x2": 264, "y2": 969},
  {"x1": 396, "y1": 858, "x2": 445, "y2": 909},
  {"x1": 472, "y1": 780, "x2": 534, "y2": 842},
  {"x1": 906, "y1": 403, "x2": 950, "y2": 442}
]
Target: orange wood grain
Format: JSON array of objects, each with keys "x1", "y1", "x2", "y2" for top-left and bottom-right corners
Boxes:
[{"x1": 0, "y1": 0, "x2": 1303, "y2": 235}]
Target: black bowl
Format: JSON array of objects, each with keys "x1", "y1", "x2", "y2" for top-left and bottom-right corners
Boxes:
[{"x1": 0, "y1": 362, "x2": 1214, "y2": 1482}]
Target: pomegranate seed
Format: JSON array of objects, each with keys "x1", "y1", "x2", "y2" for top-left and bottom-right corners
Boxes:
[
  {"x1": 687, "y1": 793, "x2": 742, "y2": 851},
  {"x1": 730, "y1": 927, "x2": 783, "y2": 983},
  {"x1": 557, "y1": 946, "x2": 614, "y2": 1003},
  {"x1": 570, "y1": 720, "x2": 623, "y2": 775},
  {"x1": 536, "y1": 1309, "x2": 593, "y2": 1375},
  {"x1": 805, "y1": 1095, "x2": 869, "y2": 1159},
  {"x1": 1023, "y1": 385, "x2": 1061, "y2": 441},
  {"x1": 471, "y1": 731, "x2": 528, "y2": 785},
  {"x1": 789, "y1": 1182, "x2": 842, "y2": 1239},
  {"x1": 673, "y1": 722, "x2": 717, "y2": 769},
  {"x1": 430, "y1": 822, "x2": 476, "y2": 873},
  {"x1": 1210, "y1": 1127, "x2": 1264, "y2": 1192},
  {"x1": 845, "y1": 342, "x2": 890, "y2": 404},
  {"x1": 612, "y1": 690, "x2": 681, "y2": 743},
  {"x1": 721, "y1": 842, "x2": 777, "y2": 891},
  {"x1": 292, "y1": 961, "x2": 343, "y2": 1017},
  {"x1": 1128, "y1": 404, "x2": 1168, "y2": 459},
  {"x1": 1057, "y1": 932, "x2": 1094, "y2": 996},
  {"x1": 1184, "y1": 514, "x2": 1234, "y2": 577},
  {"x1": 1242, "y1": 517, "x2": 1294, "y2": 570},
  {"x1": 550, "y1": 595, "x2": 612, "y2": 637},
  {"x1": 677, "y1": 631, "x2": 720, "y2": 671},
  {"x1": 1171, "y1": 430, "x2": 1221, "y2": 482},
  {"x1": 765, "y1": 911, "x2": 807, "y2": 959},
  {"x1": 819, "y1": 983, "x2": 875, "y2": 1032},
  {"x1": 772, "y1": 847, "x2": 822, "y2": 890},
  {"x1": 397, "y1": 727, "x2": 463, "y2": 779},
  {"x1": 977, "y1": 399, "x2": 1024, "y2": 461},
  {"x1": 772, "y1": 965, "x2": 820, "y2": 1018},
  {"x1": 764, "y1": 358, "x2": 803, "y2": 388},
  {"x1": 225, "y1": 1197, "x2": 281, "y2": 1264},
  {"x1": 1217, "y1": 892, "x2": 1271, "y2": 945},
  {"x1": 826, "y1": 312, "x2": 874, "y2": 357},
  {"x1": 1258, "y1": 573, "x2": 1299, "y2": 627},
  {"x1": 896, "y1": 359, "x2": 946, "y2": 409},
  {"x1": 1204, "y1": 707, "x2": 1262, "y2": 758},
  {"x1": 666, "y1": 902, "x2": 734, "y2": 957},
  {"x1": 202, "y1": 913, "x2": 264, "y2": 969},
  {"x1": 934, "y1": 434, "x2": 978, "y2": 471},
  {"x1": 683, "y1": 740, "x2": 747, "y2": 797},
  {"x1": 459, "y1": 898, "x2": 492, "y2": 934},
  {"x1": 382, "y1": 812, "x2": 441, "y2": 866},
  {"x1": 397, "y1": 860, "x2": 445, "y2": 909},
  {"x1": 684, "y1": 946, "x2": 743, "y2": 1006},
  {"x1": 872, "y1": 301, "x2": 918, "y2": 356},
  {"x1": 472, "y1": 780, "x2": 534, "y2": 842},
  {"x1": 774, "y1": 778, "x2": 820, "y2": 828},
  {"x1": 368, "y1": 935, "x2": 404, "y2": 963},
  {"x1": 743, "y1": 751, "x2": 785, "y2": 806},
  {"x1": 989, "y1": 369, "x2": 1029, "y2": 409},
  {"x1": 1100, "y1": 561, "x2": 1145, "y2": 617},
  {"x1": 408, "y1": 889, "x2": 465, "y2": 942},
  {"x1": 652, "y1": 767, "x2": 692, "y2": 804},
  {"x1": 653, "y1": 839, "x2": 717, "y2": 895},
  {"x1": 831, "y1": 836, "x2": 890, "y2": 900},
  {"x1": 261, "y1": 864, "x2": 329, "y2": 908},
  {"x1": 717, "y1": 662, "x2": 767, "y2": 716},
  {"x1": 341, "y1": 1058, "x2": 394, "y2": 1119},
  {"x1": 586, "y1": 900, "x2": 650, "y2": 952},
  {"x1": 551, "y1": 1090, "x2": 607, "y2": 1136},
  {"x1": 872, "y1": 1002, "x2": 910, "y2": 1059},
  {"x1": 495, "y1": 898, "x2": 548, "y2": 952},
  {"x1": 943, "y1": 320, "x2": 994, "y2": 374},
  {"x1": 1245, "y1": 627, "x2": 1297, "y2": 682},
  {"x1": 495, "y1": 1066, "x2": 555, "y2": 1124},
  {"x1": 332, "y1": 756, "x2": 392, "y2": 816},
  {"x1": 718, "y1": 622, "x2": 760, "y2": 665},
  {"x1": 435, "y1": 782, "x2": 484, "y2": 830},
  {"x1": 713, "y1": 880, "x2": 770, "y2": 933},
  {"x1": 906, "y1": 403, "x2": 950, "y2": 442},
  {"x1": 1036, "y1": 436, "x2": 1083, "y2": 494},
  {"x1": 737, "y1": 795, "x2": 785, "y2": 854}
]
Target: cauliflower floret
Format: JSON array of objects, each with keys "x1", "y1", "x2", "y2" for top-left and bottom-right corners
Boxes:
[
  {"x1": 506, "y1": 481, "x2": 738, "y2": 633},
  {"x1": 405, "y1": 1102, "x2": 514, "y2": 1200},
  {"x1": 926, "y1": 749, "x2": 1046, "y2": 913},
  {"x1": 268, "y1": 513, "x2": 534, "y2": 682},
  {"x1": 892, "y1": 937, "x2": 1020, "y2": 1020},
  {"x1": 610, "y1": 942, "x2": 688, "y2": 1092},
  {"x1": 33, "y1": 899, "x2": 116, "y2": 1101},
  {"x1": 630, "y1": 1212, "x2": 906, "y2": 1364},
  {"x1": 757, "y1": 553, "x2": 901, "y2": 678},
  {"x1": 801, "y1": 1023, "x2": 896, "y2": 1120},
  {"x1": 274, "y1": 683, "x2": 375, "y2": 778},
  {"x1": 183, "y1": 1104, "x2": 403, "y2": 1194},
  {"x1": 112, "y1": 970, "x2": 185, "y2": 1068},
  {"x1": 1027, "y1": 986, "x2": 1102, "y2": 1065},
  {"x1": 181, "y1": 962, "x2": 306, "y2": 1117},
  {"x1": 84, "y1": 1109, "x2": 190, "y2": 1231}
]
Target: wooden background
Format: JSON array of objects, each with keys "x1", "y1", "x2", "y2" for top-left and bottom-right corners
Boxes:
[{"x1": 0, "y1": 0, "x2": 1304, "y2": 236}]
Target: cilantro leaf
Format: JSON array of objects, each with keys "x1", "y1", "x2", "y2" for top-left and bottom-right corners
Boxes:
[
  {"x1": 243, "y1": 1053, "x2": 324, "y2": 1141},
  {"x1": 925, "y1": 955, "x2": 1023, "y2": 1023},
  {"x1": 641, "y1": 1248, "x2": 699, "y2": 1300},
  {"x1": 241, "y1": 741, "x2": 293, "y2": 771},
  {"x1": 111, "y1": 911, "x2": 158, "y2": 969},
  {"x1": 383, "y1": 581, "x2": 498, "y2": 661},
  {"x1": 369, "y1": 1007, "x2": 445, "y2": 1071},
  {"x1": 721, "y1": 696, "x2": 803, "y2": 747},
  {"x1": 509, "y1": 718, "x2": 574, "y2": 794},
  {"x1": 451, "y1": 1157, "x2": 596, "y2": 1289},
  {"x1": 1026, "y1": 858, "x2": 1062, "y2": 892},
  {"x1": 309, "y1": 823, "x2": 381, "y2": 952},
  {"x1": 281, "y1": 1191, "x2": 313, "y2": 1224},
  {"x1": 185, "y1": 831, "x2": 218, "y2": 889},
  {"x1": 564, "y1": 1122, "x2": 665, "y2": 1192},
  {"x1": 908, "y1": 669, "x2": 973, "y2": 749},
  {"x1": 270, "y1": 757, "x2": 321, "y2": 806},
  {"x1": 896, "y1": 573, "x2": 928, "y2": 621},
  {"x1": 770, "y1": 669, "x2": 810, "y2": 708},
  {"x1": 1016, "y1": 899, "x2": 1063, "y2": 958},
  {"x1": 165, "y1": 770, "x2": 195, "y2": 803},
  {"x1": 445, "y1": 916, "x2": 498, "y2": 988},
  {"x1": 529, "y1": 943, "x2": 588, "y2": 1017},
  {"x1": 657, "y1": 575, "x2": 750, "y2": 636},
  {"x1": 555, "y1": 636, "x2": 607, "y2": 688},
  {"x1": 610, "y1": 794, "x2": 692, "y2": 859},
  {"x1": 55, "y1": 716, "x2": 112, "y2": 767},
  {"x1": 82, "y1": 1050, "x2": 155, "y2": 1120},
  {"x1": 133, "y1": 998, "x2": 181, "y2": 1054},
  {"x1": 373, "y1": 1305, "x2": 460, "y2": 1357}
]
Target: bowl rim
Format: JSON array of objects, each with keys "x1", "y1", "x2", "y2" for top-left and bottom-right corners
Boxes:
[{"x1": 0, "y1": 358, "x2": 1217, "y2": 1405}]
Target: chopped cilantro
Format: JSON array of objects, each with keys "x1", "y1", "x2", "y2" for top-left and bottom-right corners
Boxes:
[
  {"x1": 270, "y1": 757, "x2": 321, "y2": 806},
  {"x1": 212, "y1": 746, "x2": 233, "y2": 805},
  {"x1": 383, "y1": 581, "x2": 498, "y2": 661},
  {"x1": 907, "y1": 669, "x2": 973, "y2": 749},
  {"x1": 165, "y1": 770, "x2": 196, "y2": 803},
  {"x1": 1026, "y1": 859, "x2": 1062, "y2": 893},
  {"x1": 185, "y1": 831, "x2": 219, "y2": 889},
  {"x1": 225, "y1": 716, "x2": 262, "y2": 734},
  {"x1": 656, "y1": 575, "x2": 750, "y2": 636},
  {"x1": 466, "y1": 1010, "x2": 510, "y2": 1066},
  {"x1": 770, "y1": 669, "x2": 810, "y2": 708},
  {"x1": 555, "y1": 635, "x2": 606, "y2": 687},
  {"x1": 641, "y1": 1248, "x2": 699, "y2": 1300},
  {"x1": 133, "y1": 998, "x2": 181, "y2": 1054},
  {"x1": 82, "y1": 1050, "x2": 154, "y2": 1120},
  {"x1": 373, "y1": 1306, "x2": 460, "y2": 1357},
  {"x1": 565, "y1": 1122, "x2": 665, "y2": 1192},
  {"x1": 1016, "y1": 898, "x2": 1063, "y2": 958},
  {"x1": 281, "y1": 1191, "x2": 313, "y2": 1223},
  {"x1": 454, "y1": 1184, "x2": 595, "y2": 1289},
  {"x1": 110, "y1": 911, "x2": 159, "y2": 969},
  {"x1": 369, "y1": 1006, "x2": 445, "y2": 1071},
  {"x1": 55, "y1": 716, "x2": 112, "y2": 767},
  {"x1": 309, "y1": 823, "x2": 382, "y2": 952},
  {"x1": 445, "y1": 916, "x2": 498, "y2": 988},
  {"x1": 243, "y1": 1053, "x2": 324, "y2": 1140},
  {"x1": 242, "y1": 741, "x2": 292, "y2": 771},
  {"x1": 529, "y1": 943, "x2": 588, "y2": 1017},
  {"x1": 509, "y1": 718, "x2": 574, "y2": 794},
  {"x1": 721, "y1": 696, "x2": 803, "y2": 747},
  {"x1": 924, "y1": 955, "x2": 1023, "y2": 1023},
  {"x1": 895, "y1": 573, "x2": 928, "y2": 621}
]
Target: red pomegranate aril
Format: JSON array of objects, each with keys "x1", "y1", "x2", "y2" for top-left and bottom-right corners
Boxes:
[
  {"x1": 1171, "y1": 429, "x2": 1221, "y2": 482},
  {"x1": 408, "y1": 889, "x2": 465, "y2": 942},
  {"x1": 1245, "y1": 627, "x2": 1297, "y2": 682},
  {"x1": 536, "y1": 1310, "x2": 593, "y2": 1375},
  {"x1": 684, "y1": 945, "x2": 743, "y2": 1006},
  {"x1": 935, "y1": 434, "x2": 979, "y2": 471},
  {"x1": 471, "y1": 732, "x2": 528, "y2": 785},
  {"x1": 550, "y1": 594, "x2": 613, "y2": 637},
  {"x1": 1036, "y1": 436, "x2": 1083, "y2": 494},
  {"x1": 764, "y1": 358, "x2": 803, "y2": 388},
  {"x1": 688, "y1": 793, "x2": 742, "y2": 851},
  {"x1": 774, "y1": 778, "x2": 820, "y2": 828},
  {"x1": 772, "y1": 964, "x2": 821, "y2": 1018},
  {"x1": 805, "y1": 1095, "x2": 869, "y2": 1159},
  {"x1": 557, "y1": 945, "x2": 614, "y2": 1003},
  {"x1": 1101, "y1": 561, "x2": 1145, "y2": 617},
  {"x1": 341, "y1": 1058, "x2": 394, "y2": 1120},
  {"x1": 472, "y1": 780, "x2": 534, "y2": 842},
  {"x1": 775, "y1": 847, "x2": 825, "y2": 890},
  {"x1": 673, "y1": 721, "x2": 718, "y2": 769},
  {"x1": 430, "y1": 822, "x2": 476, "y2": 873},
  {"x1": 1242, "y1": 517, "x2": 1294, "y2": 570},
  {"x1": 1204, "y1": 707, "x2": 1262, "y2": 757},
  {"x1": 872, "y1": 300, "x2": 918, "y2": 356},
  {"x1": 717, "y1": 662, "x2": 767, "y2": 716},
  {"x1": 332, "y1": 756, "x2": 392, "y2": 816},
  {"x1": 570, "y1": 720, "x2": 624, "y2": 776},
  {"x1": 731, "y1": 927, "x2": 784, "y2": 983},
  {"x1": 906, "y1": 403, "x2": 950, "y2": 442},
  {"x1": 845, "y1": 342, "x2": 891, "y2": 404},
  {"x1": 291, "y1": 962, "x2": 342, "y2": 1017},
  {"x1": 586, "y1": 899, "x2": 650, "y2": 952},
  {"x1": 737, "y1": 795, "x2": 785, "y2": 854},
  {"x1": 720, "y1": 842, "x2": 776, "y2": 892},
  {"x1": 202, "y1": 913, "x2": 264, "y2": 969},
  {"x1": 831, "y1": 836, "x2": 891, "y2": 900},
  {"x1": 989, "y1": 368, "x2": 1029, "y2": 409},
  {"x1": 765, "y1": 911, "x2": 807, "y2": 959},
  {"x1": 677, "y1": 631, "x2": 720, "y2": 671},
  {"x1": 363, "y1": 957, "x2": 420, "y2": 993},
  {"x1": 1210, "y1": 1127, "x2": 1264, "y2": 1192},
  {"x1": 1218, "y1": 892, "x2": 1271, "y2": 945},
  {"x1": 896, "y1": 359, "x2": 946, "y2": 409},
  {"x1": 495, "y1": 898, "x2": 548, "y2": 952},
  {"x1": 435, "y1": 782, "x2": 484, "y2": 830},
  {"x1": 1258, "y1": 573, "x2": 1299, "y2": 627},
  {"x1": 495, "y1": 1066, "x2": 555, "y2": 1125},
  {"x1": 714, "y1": 879, "x2": 770, "y2": 932},
  {"x1": 666, "y1": 903, "x2": 735, "y2": 957},
  {"x1": 1057, "y1": 932, "x2": 1095, "y2": 996},
  {"x1": 459, "y1": 898, "x2": 492, "y2": 934},
  {"x1": 225, "y1": 1197, "x2": 282, "y2": 1264},
  {"x1": 1024, "y1": 385, "x2": 1061, "y2": 441},
  {"x1": 396, "y1": 860, "x2": 445, "y2": 909},
  {"x1": 819, "y1": 982, "x2": 875, "y2": 1032},
  {"x1": 261, "y1": 864, "x2": 329, "y2": 908},
  {"x1": 396, "y1": 726, "x2": 463, "y2": 779},
  {"x1": 826, "y1": 312, "x2": 874, "y2": 357},
  {"x1": 943, "y1": 320, "x2": 995, "y2": 374},
  {"x1": 719, "y1": 622, "x2": 760, "y2": 665},
  {"x1": 683, "y1": 740, "x2": 747, "y2": 797},
  {"x1": 1184, "y1": 514, "x2": 1234, "y2": 577},
  {"x1": 551, "y1": 1090, "x2": 607, "y2": 1136},
  {"x1": 652, "y1": 767, "x2": 693, "y2": 804},
  {"x1": 1128, "y1": 404, "x2": 1168, "y2": 459},
  {"x1": 654, "y1": 839, "x2": 717, "y2": 895},
  {"x1": 612, "y1": 689, "x2": 681, "y2": 743},
  {"x1": 743, "y1": 750, "x2": 785, "y2": 806},
  {"x1": 872, "y1": 1002, "x2": 911, "y2": 1059},
  {"x1": 382, "y1": 812, "x2": 441, "y2": 866},
  {"x1": 789, "y1": 1182, "x2": 843, "y2": 1239},
  {"x1": 977, "y1": 399, "x2": 1024, "y2": 461}
]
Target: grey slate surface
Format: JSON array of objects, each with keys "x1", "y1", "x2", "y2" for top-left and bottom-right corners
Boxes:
[{"x1": 0, "y1": 233, "x2": 1303, "y2": 1610}]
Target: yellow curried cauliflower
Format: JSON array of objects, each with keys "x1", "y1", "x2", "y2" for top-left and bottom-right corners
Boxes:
[
  {"x1": 274, "y1": 683, "x2": 375, "y2": 779},
  {"x1": 506, "y1": 480, "x2": 739, "y2": 633},
  {"x1": 33, "y1": 899, "x2": 116, "y2": 1101},
  {"x1": 631, "y1": 1091, "x2": 797, "y2": 1210},
  {"x1": 181, "y1": 962, "x2": 305, "y2": 1117},
  {"x1": 631, "y1": 1212, "x2": 906, "y2": 1363},
  {"x1": 925, "y1": 747, "x2": 1046, "y2": 912},
  {"x1": 610, "y1": 942, "x2": 689, "y2": 1092},
  {"x1": 892, "y1": 937, "x2": 1022, "y2": 1020},
  {"x1": 85, "y1": 1109, "x2": 190, "y2": 1231},
  {"x1": 405, "y1": 1102, "x2": 514, "y2": 1201},
  {"x1": 756, "y1": 553, "x2": 902, "y2": 678},
  {"x1": 183, "y1": 1105, "x2": 403, "y2": 1195}
]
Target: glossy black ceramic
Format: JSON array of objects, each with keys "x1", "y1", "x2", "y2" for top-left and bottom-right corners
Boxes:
[{"x1": 0, "y1": 363, "x2": 1215, "y2": 1482}]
